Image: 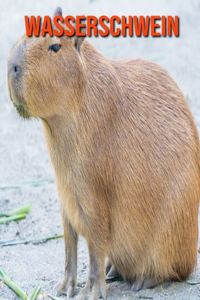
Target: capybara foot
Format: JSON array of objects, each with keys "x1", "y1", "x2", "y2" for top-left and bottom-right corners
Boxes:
[
  {"x1": 57, "y1": 275, "x2": 76, "y2": 298},
  {"x1": 105, "y1": 265, "x2": 119, "y2": 280},
  {"x1": 105, "y1": 258, "x2": 119, "y2": 280},
  {"x1": 131, "y1": 278, "x2": 144, "y2": 292},
  {"x1": 131, "y1": 277, "x2": 160, "y2": 292},
  {"x1": 105, "y1": 258, "x2": 112, "y2": 276},
  {"x1": 142, "y1": 277, "x2": 160, "y2": 289},
  {"x1": 76, "y1": 278, "x2": 106, "y2": 300}
]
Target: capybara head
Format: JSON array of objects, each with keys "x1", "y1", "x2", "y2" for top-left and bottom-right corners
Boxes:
[{"x1": 7, "y1": 8, "x2": 85, "y2": 119}]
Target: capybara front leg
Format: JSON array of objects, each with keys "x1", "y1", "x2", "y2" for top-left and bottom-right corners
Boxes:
[
  {"x1": 57, "y1": 216, "x2": 78, "y2": 298},
  {"x1": 76, "y1": 241, "x2": 106, "y2": 300}
]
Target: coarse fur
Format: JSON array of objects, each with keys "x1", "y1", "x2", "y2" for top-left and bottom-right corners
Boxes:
[{"x1": 7, "y1": 7, "x2": 200, "y2": 300}]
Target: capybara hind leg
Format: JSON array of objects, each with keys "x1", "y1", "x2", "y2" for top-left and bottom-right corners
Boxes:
[
  {"x1": 131, "y1": 278, "x2": 144, "y2": 292},
  {"x1": 105, "y1": 258, "x2": 119, "y2": 280},
  {"x1": 105, "y1": 257, "x2": 112, "y2": 276},
  {"x1": 142, "y1": 277, "x2": 161, "y2": 289},
  {"x1": 57, "y1": 215, "x2": 78, "y2": 298},
  {"x1": 106, "y1": 265, "x2": 119, "y2": 280},
  {"x1": 76, "y1": 241, "x2": 106, "y2": 300},
  {"x1": 131, "y1": 277, "x2": 160, "y2": 292}
]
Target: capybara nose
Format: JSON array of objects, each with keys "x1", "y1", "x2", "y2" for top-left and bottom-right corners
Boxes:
[{"x1": 13, "y1": 64, "x2": 20, "y2": 77}]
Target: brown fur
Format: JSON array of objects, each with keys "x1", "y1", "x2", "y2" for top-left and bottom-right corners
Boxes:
[{"x1": 7, "y1": 8, "x2": 200, "y2": 300}]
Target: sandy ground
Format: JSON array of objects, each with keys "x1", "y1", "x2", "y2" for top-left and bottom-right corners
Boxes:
[{"x1": 1, "y1": 0, "x2": 200, "y2": 299}]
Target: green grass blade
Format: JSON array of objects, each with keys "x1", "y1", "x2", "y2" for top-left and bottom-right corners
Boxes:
[
  {"x1": 0, "y1": 214, "x2": 26, "y2": 224},
  {"x1": 30, "y1": 284, "x2": 41, "y2": 300},
  {"x1": 186, "y1": 279, "x2": 200, "y2": 285},
  {"x1": 0, "y1": 212, "x2": 11, "y2": 217},
  {"x1": 0, "y1": 266, "x2": 6, "y2": 277},
  {"x1": 0, "y1": 179, "x2": 54, "y2": 190},
  {"x1": 32, "y1": 234, "x2": 64, "y2": 245},
  {"x1": 0, "y1": 239, "x2": 28, "y2": 246},
  {"x1": 0, "y1": 266, "x2": 29, "y2": 300},
  {"x1": 48, "y1": 295, "x2": 62, "y2": 300},
  {"x1": 1, "y1": 234, "x2": 64, "y2": 247},
  {"x1": 9, "y1": 204, "x2": 32, "y2": 216},
  {"x1": 0, "y1": 204, "x2": 32, "y2": 217}
]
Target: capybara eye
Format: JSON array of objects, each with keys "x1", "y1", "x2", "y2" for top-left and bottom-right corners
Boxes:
[{"x1": 48, "y1": 44, "x2": 61, "y2": 53}]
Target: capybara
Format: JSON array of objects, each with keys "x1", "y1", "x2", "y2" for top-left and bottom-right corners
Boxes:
[{"x1": 7, "y1": 7, "x2": 200, "y2": 300}]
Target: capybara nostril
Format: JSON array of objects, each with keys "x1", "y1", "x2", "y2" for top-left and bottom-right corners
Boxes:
[{"x1": 13, "y1": 64, "x2": 20, "y2": 76}]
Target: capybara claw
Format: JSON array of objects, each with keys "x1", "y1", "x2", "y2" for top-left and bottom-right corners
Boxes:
[
  {"x1": 57, "y1": 279, "x2": 76, "y2": 298},
  {"x1": 76, "y1": 279, "x2": 106, "y2": 300},
  {"x1": 105, "y1": 265, "x2": 119, "y2": 280},
  {"x1": 131, "y1": 277, "x2": 160, "y2": 292}
]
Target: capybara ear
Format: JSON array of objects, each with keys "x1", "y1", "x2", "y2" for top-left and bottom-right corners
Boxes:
[
  {"x1": 53, "y1": 7, "x2": 62, "y2": 18},
  {"x1": 74, "y1": 20, "x2": 86, "y2": 53}
]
